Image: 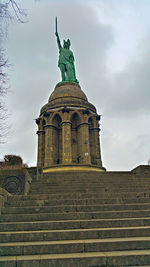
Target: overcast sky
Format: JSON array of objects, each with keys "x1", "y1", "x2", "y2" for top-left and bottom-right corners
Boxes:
[{"x1": 0, "y1": 0, "x2": 150, "y2": 171}]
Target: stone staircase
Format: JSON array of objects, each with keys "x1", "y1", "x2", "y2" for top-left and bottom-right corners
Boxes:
[{"x1": 0, "y1": 171, "x2": 150, "y2": 266}]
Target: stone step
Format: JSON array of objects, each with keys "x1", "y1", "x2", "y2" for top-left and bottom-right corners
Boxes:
[
  {"x1": 42, "y1": 171, "x2": 132, "y2": 177},
  {"x1": 1, "y1": 217, "x2": 150, "y2": 232},
  {"x1": 41, "y1": 176, "x2": 148, "y2": 182},
  {"x1": 5, "y1": 197, "x2": 150, "y2": 207},
  {"x1": 29, "y1": 185, "x2": 150, "y2": 194},
  {"x1": 0, "y1": 250, "x2": 150, "y2": 267},
  {"x1": 1, "y1": 170, "x2": 150, "y2": 266},
  {"x1": 40, "y1": 177, "x2": 150, "y2": 186},
  {"x1": 31, "y1": 180, "x2": 150, "y2": 184},
  {"x1": 1, "y1": 226, "x2": 150, "y2": 243},
  {"x1": 41, "y1": 172, "x2": 134, "y2": 179},
  {"x1": 1, "y1": 209, "x2": 150, "y2": 222},
  {"x1": 29, "y1": 187, "x2": 150, "y2": 193},
  {"x1": 30, "y1": 181, "x2": 150, "y2": 187},
  {"x1": 33, "y1": 177, "x2": 150, "y2": 181},
  {"x1": 8, "y1": 191, "x2": 150, "y2": 200},
  {"x1": 28, "y1": 190, "x2": 150, "y2": 197},
  {"x1": 3, "y1": 203, "x2": 150, "y2": 214},
  {"x1": 42, "y1": 176, "x2": 136, "y2": 180},
  {"x1": 29, "y1": 187, "x2": 150, "y2": 194},
  {"x1": 1, "y1": 237, "x2": 150, "y2": 256}
]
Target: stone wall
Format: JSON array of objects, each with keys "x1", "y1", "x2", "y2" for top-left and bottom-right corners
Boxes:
[{"x1": 132, "y1": 165, "x2": 150, "y2": 175}]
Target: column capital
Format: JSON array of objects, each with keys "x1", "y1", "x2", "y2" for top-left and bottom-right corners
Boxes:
[
  {"x1": 44, "y1": 124, "x2": 54, "y2": 129},
  {"x1": 61, "y1": 121, "x2": 72, "y2": 125},
  {"x1": 36, "y1": 130, "x2": 45, "y2": 135},
  {"x1": 91, "y1": 127, "x2": 100, "y2": 132},
  {"x1": 35, "y1": 118, "x2": 40, "y2": 124},
  {"x1": 79, "y1": 122, "x2": 89, "y2": 127},
  {"x1": 96, "y1": 115, "x2": 101, "y2": 121}
]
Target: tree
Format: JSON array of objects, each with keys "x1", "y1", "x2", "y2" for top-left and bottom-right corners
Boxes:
[
  {"x1": 0, "y1": 1, "x2": 26, "y2": 143},
  {"x1": 0, "y1": 154, "x2": 28, "y2": 168},
  {"x1": 4, "y1": 154, "x2": 23, "y2": 165}
]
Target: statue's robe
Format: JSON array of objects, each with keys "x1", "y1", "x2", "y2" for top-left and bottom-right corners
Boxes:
[{"x1": 58, "y1": 48, "x2": 74, "y2": 66}]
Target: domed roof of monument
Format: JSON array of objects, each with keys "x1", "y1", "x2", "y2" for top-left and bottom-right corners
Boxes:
[
  {"x1": 49, "y1": 82, "x2": 88, "y2": 102},
  {"x1": 40, "y1": 82, "x2": 96, "y2": 115}
]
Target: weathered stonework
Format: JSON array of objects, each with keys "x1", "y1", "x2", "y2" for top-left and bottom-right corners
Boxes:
[
  {"x1": 36, "y1": 82, "x2": 105, "y2": 170},
  {"x1": 0, "y1": 168, "x2": 33, "y2": 195}
]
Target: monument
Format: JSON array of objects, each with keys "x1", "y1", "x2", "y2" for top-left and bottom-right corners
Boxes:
[
  {"x1": 36, "y1": 17, "x2": 105, "y2": 171},
  {"x1": 0, "y1": 18, "x2": 150, "y2": 266}
]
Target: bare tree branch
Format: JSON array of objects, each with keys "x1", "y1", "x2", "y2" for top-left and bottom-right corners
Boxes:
[
  {"x1": 0, "y1": 1, "x2": 27, "y2": 22},
  {"x1": 0, "y1": 1, "x2": 27, "y2": 143},
  {"x1": 7, "y1": 0, "x2": 27, "y2": 23}
]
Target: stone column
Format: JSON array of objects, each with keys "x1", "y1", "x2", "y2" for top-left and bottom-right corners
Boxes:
[
  {"x1": 79, "y1": 123, "x2": 91, "y2": 164},
  {"x1": 62, "y1": 121, "x2": 72, "y2": 164},
  {"x1": 44, "y1": 125, "x2": 54, "y2": 167},
  {"x1": 93, "y1": 127, "x2": 102, "y2": 166},
  {"x1": 37, "y1": 130, "x2": 45, "y2": 167}
]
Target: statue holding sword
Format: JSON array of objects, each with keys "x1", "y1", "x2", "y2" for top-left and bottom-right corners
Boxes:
[{"x1": 55, "y1": 17, "x2": 79, "y2": 84}]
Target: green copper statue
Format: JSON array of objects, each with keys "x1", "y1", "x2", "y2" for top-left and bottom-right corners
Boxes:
[{"x1": 55, "y1": 17, "x2": 79, "y2": 84}]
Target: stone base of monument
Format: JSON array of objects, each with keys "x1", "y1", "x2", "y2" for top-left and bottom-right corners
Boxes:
[
  {"x1": 36, "y1": 82, "x2": 104, "y2": 170},
  {"x1": 0, "y1": 166, "x2": 150, "y2": 266},
  {"x1": 43, "y1": 164, "x2": 106, "y2": 173}
]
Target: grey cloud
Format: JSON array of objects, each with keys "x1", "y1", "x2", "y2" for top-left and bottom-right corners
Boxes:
[
  {"x1": 102, "y1": 112, "x2": 150, "y2": 170},
  {"x1": 103, "y1": 36, "x2": 150, "y2": 116},
  {"x1": 2, "y1": 1, "x2": 114, "y2": 166}
]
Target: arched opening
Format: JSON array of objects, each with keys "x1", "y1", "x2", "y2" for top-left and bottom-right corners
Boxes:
[
  {"x1": 71, "y1": 113, "x2": 81, "y2": 163},
  {"x1": 88, "y1": 117, "x2": 96, "y2": 164},
  {"x1": 52, "y1": 114, "x2": 62, "y2": 164}
]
